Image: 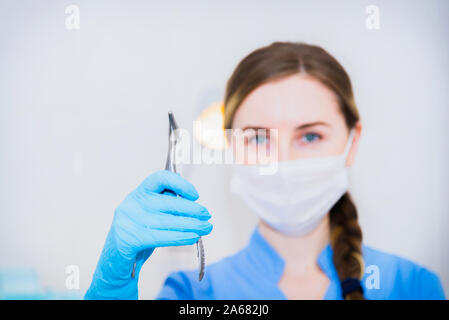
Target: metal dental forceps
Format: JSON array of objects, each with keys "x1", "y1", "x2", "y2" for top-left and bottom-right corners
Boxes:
[
  {"x1": 163, "y1": 111, "x2": 205, "y2": 281},
  {"x1": 131, "y1": 111, "x2": 205, "y2": 281}
]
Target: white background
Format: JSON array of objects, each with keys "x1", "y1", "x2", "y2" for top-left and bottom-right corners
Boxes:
[{"x1": 1, "y1": 0, "x2": 448, "y2": 299}]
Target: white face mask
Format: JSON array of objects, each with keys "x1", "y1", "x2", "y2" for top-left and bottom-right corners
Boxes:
[{"x1": 230, "y1": 129, "x2": 356, "y2": 236}]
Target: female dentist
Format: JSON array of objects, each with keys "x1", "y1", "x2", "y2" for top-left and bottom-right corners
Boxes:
[{"x1": 85, "y1": 42, "x2": 445, "y2": 300}]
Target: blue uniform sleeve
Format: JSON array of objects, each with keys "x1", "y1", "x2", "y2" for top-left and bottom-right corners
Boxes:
[
  {"x1": 415, "y1": 267, "x2": 446, "y2": 300},
  {"x1": 155, "y1": 271, "x2": 194, "y2": 300}
]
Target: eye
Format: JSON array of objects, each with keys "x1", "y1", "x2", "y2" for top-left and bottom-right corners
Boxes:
[
  {"x1": 301, "y1": 132, "x2": 322, "y2": 144},
  {"x1": 248, "y1": 134, "x2": 268, "y2": 145}
]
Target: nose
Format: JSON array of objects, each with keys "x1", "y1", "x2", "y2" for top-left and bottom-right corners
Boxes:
[{"x1": 276, "y1": 131, "x2": 291, "y2": 161}]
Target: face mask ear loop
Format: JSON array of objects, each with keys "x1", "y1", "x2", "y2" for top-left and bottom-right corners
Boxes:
[{"x1": 342, "y1": 129, "x2": 356, "y2": 161}]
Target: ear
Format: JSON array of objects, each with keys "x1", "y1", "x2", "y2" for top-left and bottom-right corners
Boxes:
[{"x1": 345, "y1": 121, "x2": 362, "y2": 167}]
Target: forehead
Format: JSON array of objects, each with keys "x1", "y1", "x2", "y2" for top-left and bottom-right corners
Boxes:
[{"x1": 232, "y1": 74, "x2": 342, "y2": 128}]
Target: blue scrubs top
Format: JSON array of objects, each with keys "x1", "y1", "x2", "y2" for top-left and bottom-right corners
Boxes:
[{"x1": 155, "y1": 226, "x2": 446, "y2": 300}]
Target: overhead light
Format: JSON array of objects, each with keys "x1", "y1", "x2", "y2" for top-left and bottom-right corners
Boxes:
[{"x1": 194, "y1": 101, "x2": 228, "y2": 150}]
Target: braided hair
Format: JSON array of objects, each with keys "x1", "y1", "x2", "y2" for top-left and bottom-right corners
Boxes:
[{"x1": 330, "y1": 193, "x2": 365, "y2": 299}]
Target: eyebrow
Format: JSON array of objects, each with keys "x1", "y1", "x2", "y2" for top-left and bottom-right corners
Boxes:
[
  {"x1": 295, "y1": 121, "x2": 330, "y2": 130},
  {"x1": 240, "y1": 121, "x2": 330, "y2": 132},
  {"x1": 240, "y1": 126, "x2": 270, "y2": 132}
]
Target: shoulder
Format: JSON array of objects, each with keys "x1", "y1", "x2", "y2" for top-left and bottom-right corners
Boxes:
[
  {"x1": 155, "y1": 249, "x2": 246, "y2": 300},
  {"x1": 361, "y1": 244, "x2": 445, "y2": 300}
]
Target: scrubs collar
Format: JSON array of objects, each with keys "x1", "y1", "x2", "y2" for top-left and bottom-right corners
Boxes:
[{"x1": 245, "y1": 225, "x2": 338, "y2": 283}]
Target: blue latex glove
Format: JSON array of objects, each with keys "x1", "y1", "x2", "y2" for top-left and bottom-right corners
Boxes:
[{"x1": 84, "y1": 170, "x2": 212, "y2": 300}]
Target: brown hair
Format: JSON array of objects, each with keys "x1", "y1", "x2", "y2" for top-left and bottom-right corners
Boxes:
[{"x1": 223, "y1": 41, "x2": 365, "y2": 300}]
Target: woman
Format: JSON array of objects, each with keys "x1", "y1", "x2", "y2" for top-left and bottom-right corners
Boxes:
[{"x1": 85, "y1": 42, "x2": 445, "y2": 300}]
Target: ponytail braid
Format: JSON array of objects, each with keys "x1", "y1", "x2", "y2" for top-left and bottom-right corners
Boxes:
[{"x1": 329, "y1": 192, "x2": 365, "y2": 300}]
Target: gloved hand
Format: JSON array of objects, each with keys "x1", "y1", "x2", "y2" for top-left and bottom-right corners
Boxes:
[{"x1": 84, "y1": 170, "x2": 213, "y2": 300}]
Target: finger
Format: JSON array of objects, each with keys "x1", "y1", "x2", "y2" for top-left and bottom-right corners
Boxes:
[
  {"x1": 131, "y1": 191, "x2": 211, "y2": 221},
  {"x1": 133, "y1": 211, "x2": 213, "y2": 236},
  {"x1": 138, "y1": 170, "x2": 199, "y2": 201},
  {"x1": 140, "y1": 230, "x2": 201, "y2": 248}
]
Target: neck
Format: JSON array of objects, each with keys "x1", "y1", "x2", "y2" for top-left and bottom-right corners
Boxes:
[{"x1": 258, "y1": 215, "x2": 331, "y2": 274}]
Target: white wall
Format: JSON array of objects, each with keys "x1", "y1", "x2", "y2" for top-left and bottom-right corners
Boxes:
[{"x1": 1, "y1": 0, "x2": 448, "y2": 299}]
